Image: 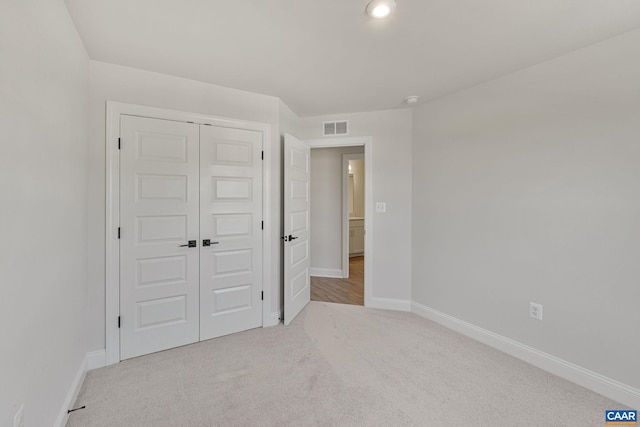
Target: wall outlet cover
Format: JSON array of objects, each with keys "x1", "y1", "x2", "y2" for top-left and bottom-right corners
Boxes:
[
  {"x1": 14, "y1": 404, "x2": 24, "y2": 427},
  {"x1": 529, "y1": 302, "x2": 543, "y2": 321},
  {"x1": 375, "y1": 202, "x2": 386, "y2": 213}
]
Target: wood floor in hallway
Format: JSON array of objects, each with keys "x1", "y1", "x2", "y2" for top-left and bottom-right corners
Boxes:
[{"x1": 311, "y1": 256, "x2": 364, "y2": 306}]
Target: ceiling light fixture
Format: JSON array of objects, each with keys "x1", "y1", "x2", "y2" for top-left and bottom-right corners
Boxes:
[{"x1": 366, "y1": 0, "x2": 396, "y2": 18}]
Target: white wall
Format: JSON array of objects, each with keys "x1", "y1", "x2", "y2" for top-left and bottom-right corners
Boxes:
[
  {"x1": 88, "y1": 61, "x2": 283, "y2": 351},
  {"x1": 412, "y1": 29, "x2": 640, "y2": 390},
  {"x1": 310, "y1": 147, "x2": 364, "y2": 274},
  {"x1": 299, "y1": 109, "x2": 413, "y2": 303},
  {"x1": 0, "y1": 1, "x2": 89, "y2": 425},
  {"x1": 279, "y1": 100, "x2": 300, "y2": 141}
]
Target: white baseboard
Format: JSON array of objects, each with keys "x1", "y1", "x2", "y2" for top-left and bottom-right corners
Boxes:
[
  {"x1": 411, "y1": 301, "x2": 640, "y2": 409},
  {"x1": 87, "y1": 349, "x2": 107, "y2": 370},
  {"x1": 310, "y1": 268, "x2": 343, "y2": 278},
  {"x1": 367, "y1": 297, "x2": 411, "y2": 312},
  {"x1": 265, "y1": 310, "x2": 282, "y2": 327},
  {"x1": 54, "y1": 355, "x2": 87, "y2": 427}
]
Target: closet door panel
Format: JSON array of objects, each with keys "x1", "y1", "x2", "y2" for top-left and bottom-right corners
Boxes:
[{"x1": 199, "y1": 126, "x2": 263, "y2": 340}]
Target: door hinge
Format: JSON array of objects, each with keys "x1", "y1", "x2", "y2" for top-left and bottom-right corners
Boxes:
[
  {"x1": 261, "y1": 291, "x2": 264, "y2": 301},
  {"x1": 261, "y1": 151, "x2": 264, "y2": 160},
  {"x1": 118, "y1": 138, "x2": 121, "y2": 150},
  {"x1": 118, "y1": 227, "x2": 121, "y2": 239},
  {"x1": 118, "y1": 316, "x2": 121, "y2": 328},
  {"x1": 261, "y1": 221, "x2": 264, "y2": 230}
]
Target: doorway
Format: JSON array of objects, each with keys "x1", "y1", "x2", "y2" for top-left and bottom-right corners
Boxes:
[
  {"x1": 309, "y1": 147, "x2": 365, "y2": 306},
  {"x1": 282, "y1": 134, "x2": 372, "y2": 324}
]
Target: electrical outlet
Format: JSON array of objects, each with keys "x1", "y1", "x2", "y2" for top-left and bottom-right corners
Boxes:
[
  {"x1": 529, "y1": 302, "x2": 543, "y2": 321},
  {"x1": 14, "y1": 404, "x2": 24, "y2": 427},
  {"x1": 375, "y1": 202, "x2": 386, "y2": 213}
]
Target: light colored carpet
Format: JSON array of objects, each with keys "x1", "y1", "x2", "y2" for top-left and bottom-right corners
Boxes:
[{"x1": 68, "y1": 302, "x2": 622, "y2": 426}]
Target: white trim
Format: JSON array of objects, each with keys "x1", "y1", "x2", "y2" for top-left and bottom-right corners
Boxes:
[
  {"x1": 87, "y1": 349, "x2": 106, "y2": 371},
  {"x1": 266, "y1": 310, "x2": 282, "y2": 327},
  {"x1": 105, "y1": 101, "x2": 272, "y2": 366},
  {"x1": 411, "y1": 301, "x2": 640, "y2": 409},
  {"x1": 307, "y1": 137, "x2": 373, "y2": 307},
  {"x1": 54, "y1": 355, "x2": 87, "y2": 427},
  {"x1": 261, "y1": 130, "x2": 273, "y2": 331},
  {"x1": 342, "y1": 153, "x2": 364, "y2": 278},
  {"x1": 310, "y1": 268, "x2": 344, "y2": 278},
  {"x1": 105, "y1": 102, "x2": 120, "y2": 366},
  {"x1": 368, "y1": 297, "x2": 411, "y2": 311}
]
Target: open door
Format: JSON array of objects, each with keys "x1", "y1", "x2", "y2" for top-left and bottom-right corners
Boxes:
[{"x1": 283, "y1": 134, "x2": 311, "y2": 325}]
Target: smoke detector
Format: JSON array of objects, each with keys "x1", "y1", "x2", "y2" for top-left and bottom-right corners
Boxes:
[{"x1": 405, "y1": 96, "x2": 419, "y2": 105}]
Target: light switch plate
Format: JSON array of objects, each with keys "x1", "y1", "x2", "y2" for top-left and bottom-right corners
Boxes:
[{"x1": 375, "y1": 202, "x2": 386, "y2": 213}]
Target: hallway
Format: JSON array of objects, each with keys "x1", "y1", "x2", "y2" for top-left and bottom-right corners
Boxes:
[{"x1": 310, "y1": 256, "x2": 364, "y2": 305}]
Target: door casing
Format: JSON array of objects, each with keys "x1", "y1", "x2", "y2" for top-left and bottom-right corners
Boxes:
[{"x1": 105, "y1": 101, "x2": 272, "y2": 366}]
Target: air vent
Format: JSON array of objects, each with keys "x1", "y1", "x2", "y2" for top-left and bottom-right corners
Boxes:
[{"x1": 323, "y1": 120, "x2": 349, "y2": 136}]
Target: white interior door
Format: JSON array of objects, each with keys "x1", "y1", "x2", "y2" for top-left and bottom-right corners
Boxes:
[
  {"x1": 283, "y1": 134, "x2": 311, "y2": 325},
  {"x1": 119, "y1": 116, "x2": 200, "y2": 360},
  {"x1": 199, "y1": 125, "x2": 263, "y2": 340}
]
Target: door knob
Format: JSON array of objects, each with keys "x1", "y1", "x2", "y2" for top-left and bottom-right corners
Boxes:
[
  {"x1": 179, "y1": 240, "x2": 197, "y2": 248},
  {"x1": 203, "y1": 239, "x2": 219, "y2": 247}
]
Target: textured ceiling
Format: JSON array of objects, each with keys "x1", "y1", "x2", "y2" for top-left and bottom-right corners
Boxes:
[{"x1": 64, "y1": 0, "x2": 640, "y2": 116}]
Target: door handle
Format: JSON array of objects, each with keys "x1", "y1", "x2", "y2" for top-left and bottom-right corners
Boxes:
[
  {"x1": 288, "y1": 235, "x2": 299, "y2": 241},
  {"x1": 179, "y1": 240, "x2": 197, "y2": 248},
  {"x1": 203, "y1": 239, "x2": 219, "y2": 247}
]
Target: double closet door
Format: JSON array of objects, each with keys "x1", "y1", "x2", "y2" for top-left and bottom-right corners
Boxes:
[{"x1": 119, "y1": 115, "x2": 263, "y2": 360}]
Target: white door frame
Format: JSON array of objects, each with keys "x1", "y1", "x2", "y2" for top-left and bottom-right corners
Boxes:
[
  {"x1": 342, "y1": 153, "x2": 364, "y2": 278},
  {"x1": 307, "y1": 136, "x2": 373, "y2": 307},
  {"x1": 105, "y1": 101, "x2": 272, "y2": 366}
]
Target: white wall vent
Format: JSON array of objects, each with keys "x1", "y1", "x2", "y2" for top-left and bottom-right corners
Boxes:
[{"x1": 323, "y1": 120, "x2": 349, "y2": 136}]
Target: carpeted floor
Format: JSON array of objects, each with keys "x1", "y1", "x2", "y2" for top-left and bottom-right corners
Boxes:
[{"x1": 68, "y1": 302, "x2": 622, "y2": 426}]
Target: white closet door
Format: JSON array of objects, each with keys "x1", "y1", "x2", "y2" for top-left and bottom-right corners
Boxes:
[
  {"x1": 199, "y1": 125, "x2": 263, "y2": 340},
  {"x1": 283, "y1": 133, "x2": 311, "y2": 325},
  {"x1": 119, "y1": 116, "x2": 200, "y2": 360}
]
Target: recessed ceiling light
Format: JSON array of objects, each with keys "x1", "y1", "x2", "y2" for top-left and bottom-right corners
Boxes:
[{"x1": 366, "y1": 0, "x2": 396, "y2": 19}]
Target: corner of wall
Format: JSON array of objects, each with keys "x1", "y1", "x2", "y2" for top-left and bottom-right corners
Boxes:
[{"x1": 53, "y1": 356, "x2": 88, "y2": 427}]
